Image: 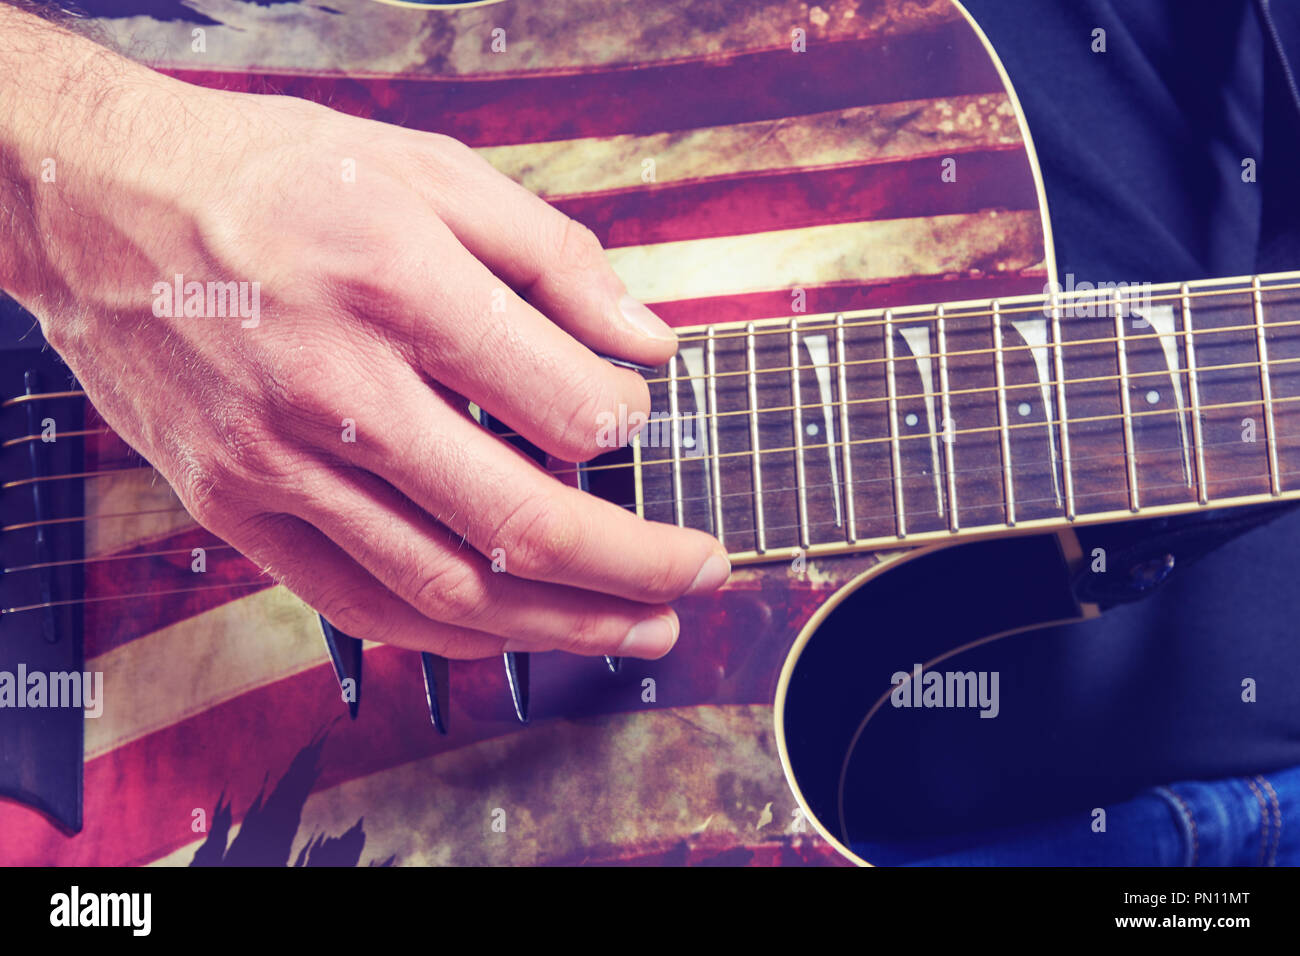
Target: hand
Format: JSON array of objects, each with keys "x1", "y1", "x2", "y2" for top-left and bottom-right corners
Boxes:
[{"x1": 0, "y1": 9, "x2": 730, "y2": 659}]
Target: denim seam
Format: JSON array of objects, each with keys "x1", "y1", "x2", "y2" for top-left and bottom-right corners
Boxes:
[
  {"x1": 1246, "y1": 777, "x2": 1271, "y2": 866},
  {"x1": 1156, "y1": 786, "x2": 1199, "y2": 867},
  {"x1": 1256, "y1": 775, "x2": 1282, "y2": 867}
]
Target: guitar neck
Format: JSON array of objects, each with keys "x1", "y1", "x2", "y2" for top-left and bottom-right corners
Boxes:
[{"x1": 623, "y1": 270, "x2": 1300, "y2": 564}]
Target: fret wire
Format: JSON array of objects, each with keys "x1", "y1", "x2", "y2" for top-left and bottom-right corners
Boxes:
[
  {"x1": 745, "y1": 322, "x2": 767, "y2": 553},
  {"x1": 884, "y1": 308, "x2": 908, "y2": 538},
  {"x1": 789, "y1": 318, "x2": 811, "y2": 549},
  {"x1": 935, "y1": 306, "x2": 959, "y2": 532},
  {"x1": 991, "y1": 301, "x2": 1016, "y2": 526},
  {"x1": 705, "y1": 328, "x2": 725, "y2": 541},
  {"x1": 834, "y1": 314, "x2": 858, "y2": 543},
  {"x1": 667, "y1": 356, "x2": 685, "y2": 527},
  {"x1": 1180, "y1": 283, "x2": 1208, "y2": 504},
  {"x1": 632, "y1": 427, "x2": 645, "y2": 519},
  {"x1": 1113, "y1": 289, "x2": 1141, "y2": 512},
  {"x1": 1252, "y1": 276, "x2": 1282, "y2": 496},
  {"x1": 1050, "y1": 289, "x2": 1076, "y2": 520}
]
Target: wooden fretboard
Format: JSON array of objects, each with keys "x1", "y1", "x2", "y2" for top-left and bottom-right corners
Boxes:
[{"x1": 585, "y1": 271, "x2": 1300, "y2": 563}]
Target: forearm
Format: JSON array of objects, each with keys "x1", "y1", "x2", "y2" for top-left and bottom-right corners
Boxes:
[{"x1": 0, "y1": 4, "x2": 172, "y2": 311}]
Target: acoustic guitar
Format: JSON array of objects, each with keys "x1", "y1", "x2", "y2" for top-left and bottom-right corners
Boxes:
[{"x1": 2, "y1": 0, "x2": 1296, "y2": 867}]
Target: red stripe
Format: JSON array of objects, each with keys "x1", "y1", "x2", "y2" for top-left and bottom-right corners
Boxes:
[
  {"x1": 650, "y1": 271, "x2": 1052, "y2": 328},
  {"x1": 161, "y1": 23, "x2": 1001, "y2": 147},
  {"x1": 555, "y1": 147, "x2": 1040, "y2": 249},
  {"x1": 0, "y1": 584, "x2": 820, "y2": 865}
]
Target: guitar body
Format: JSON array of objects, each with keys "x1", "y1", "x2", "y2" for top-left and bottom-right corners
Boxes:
[{"x1": 0, "y1": 0, "x2": 1057, "y2": 865}]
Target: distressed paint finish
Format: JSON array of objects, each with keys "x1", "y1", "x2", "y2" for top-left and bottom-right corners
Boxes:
[{"x1": 0, "y1": 0, "x2": 1049, "y2": 865}]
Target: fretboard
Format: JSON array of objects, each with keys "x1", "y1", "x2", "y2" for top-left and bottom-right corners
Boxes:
[{"x1": 589, "y1": 271, "x2": 1300, "y2": 563}]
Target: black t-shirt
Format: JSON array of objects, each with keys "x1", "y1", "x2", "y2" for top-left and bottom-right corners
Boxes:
[{"x1": 897, "y1": 0, "x2": 1300, "y2": 805}]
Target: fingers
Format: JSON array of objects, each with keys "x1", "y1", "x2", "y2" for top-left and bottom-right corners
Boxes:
[
  {"x1": 376, "y1": 220, "x2": 653, "y2": 463},
  {"x1": 407, "y1": 132, "x2": 679, "y2": 367},
  {"x1": 330, "y1": 371, "x2": 731, "y2": 605},
  {"x1": 229, "y1": 511, "x2": 510, "y2": 660},
  {"x1": 277, "y1": 463, "x2": 682, "y2": 659}
]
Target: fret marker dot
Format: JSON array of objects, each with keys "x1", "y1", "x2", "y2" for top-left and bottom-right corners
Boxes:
[
  {"x1": 1017, "y1": 402, "x2": 1032, "y2": 417},
  {"x1": 904, "y1": 413, "x2": 919, "y2": 427},
  {"x1": 682, "y1": 435, "x2": 695, "y2": 449},
  {"x1": 806, "y1": 423, "x2": 819, "y2": 437},
  {"x1": 1145, "y1": 390, "x2": 1160, "y2": 405}
]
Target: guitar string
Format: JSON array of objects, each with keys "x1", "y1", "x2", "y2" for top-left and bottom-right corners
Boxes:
[
  {"x1": 4, "y1": 506, "x2": 187, "y2": 533},
  {"x1": 0, "y1": 414, "x2": 1210, "y2": 536},
  {"x1": 0, "y1": 430, "x2": 1281, "y2": 579},
  {"x1": 2, "y1": 346, "x2": 1292, "y2": 492},
  {"x1": 2, "y1": 458, "x2": 1296, "y2": 616},
  {"x1": 2, "y1": 278, "x2": 1287, "y2": 413},
  {"x1": 1, "y1": 426, "x2": 112, "y2": 448},
  {"x1": 0, "y1": 391, "x2": 1292, "y2": 511},
  {"x1": 669, "y1": 279, "x2": 1300, "y2": 347},
  {"x1": 652, "y1": 316, "x2": 1300, "y2": 388},
  {"x1": 501, "y1": 354, "x2": 1298, "y2": 443},
  {"x1": 6, "y1": 311, "x2": 1297, "y2": 407},
  {"x1": 5, "y1": 287, "x2": 1294, "y2": 408},
  {"x1": 3, "y1": 352, "x2": 1281, "y2": 460}
]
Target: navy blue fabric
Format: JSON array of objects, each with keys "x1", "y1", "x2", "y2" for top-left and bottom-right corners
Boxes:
[{"x1": 947, "y1": 0, "x2": 1300, "y2": 795}]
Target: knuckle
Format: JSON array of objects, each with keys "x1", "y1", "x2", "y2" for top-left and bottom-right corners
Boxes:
[
  {"x1": 553, "y1": 217, "x2": 606, "y2": 273},
  {"x1": 546, "y1": 372, "x2": 613, "y2": 462},
  {"x1": 262, "y1": 351, "x2": 341, "y2": 425},
  {"x1": 173, "y1": 449, "x2": 227, "y2": 528},
  {"x1": 410, "y1": 563, "x2": 492, "y2": 625},
  {"x1": 548, "y1": 609, "x2": 606, "y2": 656},
  {"x1": 641, "y1": 556, "x2": 688, "y2": 601},
  {"x1": 327, "y1": 600, "x2": 395, "y2": 645},
  {"x1": 494, "y1": 495, "x2": 579, "y2": 579},
  {"x1": 217, "y1": 415, "x2": 295, "y2": 487}
]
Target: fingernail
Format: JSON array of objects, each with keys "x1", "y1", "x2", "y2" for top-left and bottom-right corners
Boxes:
[
  {"x1": 618, "y1": 613, "x2": 678, "y2": 658},
  {"x1": 619, "y1": 294, "x2": 676, "y2": 343},
  {"x1": 687, "y1": 550, "x2": 731, "y2": 595}
]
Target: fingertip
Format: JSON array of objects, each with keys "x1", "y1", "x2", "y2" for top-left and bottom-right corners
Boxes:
[
  {"x1": 686, "y1": 548, "x2": 732, "y2": 595},
  {"x1": 616, "y1": 610, "x2": 679, "y2": 659},
  {"x1": 617, "y1": 295, "x2": 679, "y2": 363}
]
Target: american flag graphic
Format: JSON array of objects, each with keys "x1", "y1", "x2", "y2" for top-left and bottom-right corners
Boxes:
[{"x1": 0, "y1": 0, "x2": 1047, "y2": 865}]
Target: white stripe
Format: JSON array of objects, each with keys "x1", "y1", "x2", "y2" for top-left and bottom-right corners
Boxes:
[
  {"x1": 607, "y1": 210, "x2": 1043, "y2": 306},
  {"x1": 479, "y1": 95, "x2": 1020, "y2": 197},
  {"x1": 86, "y1": 587, "x2": 333, "y2": 758}
]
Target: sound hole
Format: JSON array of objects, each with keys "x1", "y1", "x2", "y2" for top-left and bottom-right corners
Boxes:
[{"x1": 780, "y1": 534, "x2": 1082, "y2": 864}]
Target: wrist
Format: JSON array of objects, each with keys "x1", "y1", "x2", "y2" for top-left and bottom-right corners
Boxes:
[{"x1": 0, "y1": 5, "x2": 178, "y2": 314}]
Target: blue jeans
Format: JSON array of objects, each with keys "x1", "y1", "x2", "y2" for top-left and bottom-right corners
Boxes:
[{"x1": 852, "y1": 764, "x2": 1300, "y2": 866}]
